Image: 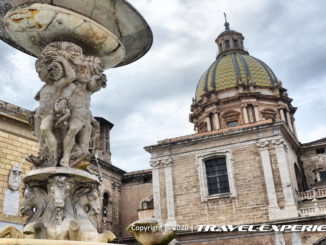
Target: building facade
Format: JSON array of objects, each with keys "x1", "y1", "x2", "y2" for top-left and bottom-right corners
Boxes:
[{"x1": 145, "y1": 21, "x2": 326, "y2": 245}]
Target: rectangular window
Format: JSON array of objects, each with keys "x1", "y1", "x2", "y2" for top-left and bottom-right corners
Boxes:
[
  {"x1": 320, "y1": 171, "x2": 326, "y2": 181},
  {"x1": 233, "y1": 39, "x2": 238, "y2": 48},
  {"x1": 316, "y1": 148, "x2": 325, "y2": 154},
  {"x1": 227, "y1": 121, "x2": 238, "y2": 127},
  {"x1": 225, "y1": 40, "x2": 230, "y2": 49},
  {"x1": 205, "y1": 158, "x2": 230, "y2": 195}
]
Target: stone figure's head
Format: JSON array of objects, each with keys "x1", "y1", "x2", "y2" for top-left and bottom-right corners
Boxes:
[
  {"x1": 85, "y1": 187, "x2": 101, "y2": 216},
  {"x1": 78, "y1": 55, "x2": 107, "y2": 87},
  {"x1": 36, "y1": 41, "x2": 84, "y2": 83},
  {"x1": 47, "y1": 176, "x2": 71, "y2": 208},
  {"x1": 9, "y1": 162, "x2": 23, "y2": 191}
]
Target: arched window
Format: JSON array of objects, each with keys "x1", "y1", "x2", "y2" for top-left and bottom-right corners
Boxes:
[
  {"x1": 314, "y1": 236, "x2": 326, "y2": 245},
  {"x1": 102, "y1": 192, "x2": 109, "y2": 217}
]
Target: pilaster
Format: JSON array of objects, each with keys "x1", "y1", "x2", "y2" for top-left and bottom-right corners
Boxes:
[
  {"x1": 272, "y1": 138, "x2": 298, "y2": 218},
  {"x1": 256, "y1": 140, "x2": 280, "y2": 220},
  {"x1": 242, "y1": 106, "x2": 249, "y2": 124}
]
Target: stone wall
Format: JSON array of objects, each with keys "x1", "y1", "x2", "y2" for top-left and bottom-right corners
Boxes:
[
  {"x1": 0, "y1": 101, "x2": 38, "y2": 229},
  {"x1": 121, "y1": 170, "x2": 153, "y2": 237},
  {"x1": 301, "y1": 139, "x2": 326, "y2": 188}
]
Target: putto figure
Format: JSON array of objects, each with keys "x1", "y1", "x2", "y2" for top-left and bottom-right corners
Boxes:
[{"x1": 30, "y1": 41, "x2": 106, "y2": 168}]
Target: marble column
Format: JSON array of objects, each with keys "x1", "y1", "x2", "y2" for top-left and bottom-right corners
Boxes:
[
  {"x1": 257, "y1": 140, "x2": 280, "y2": 219},
  {"x1": 293, "y1": 122, "x2": 298, "y2": 138},
  {"x1": 213, "y1": 112, "x2": 220, "y2": 130},
  {"x1": 279, "y1": 108, "x2": 286, "y2": 122},
  {"x1": 242, "y1": 106, "x2": 249, "y2": 124},
  {"x1": 275, "y1": 233, "x2": 286, "y2": 245},
  {"x1": 285, "y1": 110, "x2": 294, "y2": 132},
  {"x1": 291, "y1": 232, "x2": 303, "y2": 245},
  {"x1": 206, "y1": 117, "x2": 212, "y2": 131},
  {"x1": 163, "y1": 159, "x2": 176, "y2": 225},
  {"x1": 273, "y1": 139, "x2": 298, "y2": 218},
  {"x1": 150, "y1": 160, "x2": 162, "y2": 221},
  {"x1": 254, "y1": 105, "x2": 260, "y2": 122}
]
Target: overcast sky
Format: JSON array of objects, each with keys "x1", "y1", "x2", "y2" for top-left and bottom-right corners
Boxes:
[{"x1": 0, "y1": 0, "x2": 326, "y2": 171}]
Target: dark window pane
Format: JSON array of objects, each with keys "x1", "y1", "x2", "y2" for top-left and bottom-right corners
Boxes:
[
  {"x1": 227, "y1": 121, "x2": 238, "y2": 127},
  {"x1": 233, "y1": 39, "x2": 238, "y2": 47},
  {"x1": 316, "y1": 148, "x2": 325, "y2": 154},
  {"x1": 205, "y1": 157, "x2": 230, "y2": 195},
  {"x1": 225, "y1": 40, "x2": 230, "y2": 48},
  {"x1": 320, "y1": 171, "x2": 326, "y2": 181}
]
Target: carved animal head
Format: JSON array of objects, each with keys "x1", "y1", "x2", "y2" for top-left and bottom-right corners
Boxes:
[
  {"x1": 73, "y1": 186, "x2": 100, "y2": 217},
  {"x1": 47, "y1": 176, "x2": 71, "y2": 208},
  {"x1": 85, "y1": 188, "x2": 101, "y2": 216},
  {"x1": 21, "y1": 186, "x2": 48, "y2": 222}
]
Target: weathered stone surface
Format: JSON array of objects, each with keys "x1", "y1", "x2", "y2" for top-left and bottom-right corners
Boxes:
[
  {"x1": 3, "y1": 189, "x2": 20, "y2": 216},
  {"x1": 20, "y1": 167, "x2": 115, "y2": 242},
  {"x1": 8, "y1": 162, "x2": 23, "y2": 191},
  {"x1": 0, "y1": 0, "x2": 152, "y2": 67},
  {"x1": 4, "y1": 4, "x2": 125, "y2": 69}
]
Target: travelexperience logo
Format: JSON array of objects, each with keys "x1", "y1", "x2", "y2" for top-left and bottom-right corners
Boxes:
[
  {"x1": 197, "y1": 225, "x2": 326, "y2": 232},
  {"x1": 130, "y1": 224, "x2": 326, "y2": 232}
]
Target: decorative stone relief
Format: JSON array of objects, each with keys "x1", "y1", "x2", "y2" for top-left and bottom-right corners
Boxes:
[
  {"x1": 261, "y1": 108, "x2": 277, "y2": 120},
  {"x1": 222, "y1": 110, "x2": 240, "y2": 122},
  {"x1": 20, "y1": 168, "x2": 114, "y2": 242},
  {"x1": 8, "y1": 161, "x2": 23, "y2": 191},
  {"x1": 150, "y1": 158, "x2": 173, "y2": 168},
  {"x1": 256, "y1": 140, "x2": 270, "y2": 151},
  {"x1": 272, "y1": 138, "x2": 288, "y2": 151}
]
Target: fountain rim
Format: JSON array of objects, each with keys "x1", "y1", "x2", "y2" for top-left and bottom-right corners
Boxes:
[
  {"x1": 0, "y1": 0, "x2": 153, "y2": 68},
  {"x1": 23, "y1": 167, "x2": 100, "y2": 184}
]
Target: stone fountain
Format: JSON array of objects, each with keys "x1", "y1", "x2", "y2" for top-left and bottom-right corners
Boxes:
[{"x1": 0, "y1": 0, "x2": 152, "y2": 244}]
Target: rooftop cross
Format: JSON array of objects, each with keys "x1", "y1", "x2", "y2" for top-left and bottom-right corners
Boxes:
[{"x1": 224, "y1": 12, "x2": 230, "y2": 31}]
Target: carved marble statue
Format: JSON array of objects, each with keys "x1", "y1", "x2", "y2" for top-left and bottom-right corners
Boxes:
[
  {"x1": 28, "y1": 41, "x2": 106, "y2": 168},
  {"x1": 20, "y1": 41, "x2": 114, "y2": 242},
  {"x1": 8, "y1": 162, "x2": 23, "y2": 191}
]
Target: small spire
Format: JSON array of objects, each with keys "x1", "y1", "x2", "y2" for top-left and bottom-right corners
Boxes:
[{"x1": 224, "y1": 12, "x2": 230, "y2": 31}]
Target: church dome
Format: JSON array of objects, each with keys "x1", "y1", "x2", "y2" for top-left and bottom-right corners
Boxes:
[
  {"x1": 190, "y1": 17, "x2": 297, "y2": 137},
  {"x1": 195, "y1": 52, "x2": 278, "y2": 100}
]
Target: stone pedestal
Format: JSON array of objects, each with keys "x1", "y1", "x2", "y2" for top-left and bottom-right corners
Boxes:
[{"x1": 20, "y1": 167, "x2": 116, "y2": 243}]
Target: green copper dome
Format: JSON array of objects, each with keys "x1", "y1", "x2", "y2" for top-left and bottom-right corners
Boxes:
[{"x1": 195, "y1": 52, "x2": 278, "y2": 101}]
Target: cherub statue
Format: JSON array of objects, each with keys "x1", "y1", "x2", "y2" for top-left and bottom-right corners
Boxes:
[
  {"x1": 60, "y1": 55, "x2": 107, "y2": 167},
  {"x1": 33, "y1": 42, "x2": 78, "y2": 165}
]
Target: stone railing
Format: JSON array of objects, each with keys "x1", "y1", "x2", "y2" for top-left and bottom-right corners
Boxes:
[
  {"x1": 138, "y1": 209, "x2": 154, "y2": 220},
  {"x1": 297, "y1": 188, "x2": 326, "y2": 202},
  {"x1": 299, "y1": 204, "x2": 326, "y2": 217}
]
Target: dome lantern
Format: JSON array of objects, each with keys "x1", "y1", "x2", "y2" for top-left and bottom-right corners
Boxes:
[{"x1": 215, "y1": 15, "x2": 247, "y2": 58}]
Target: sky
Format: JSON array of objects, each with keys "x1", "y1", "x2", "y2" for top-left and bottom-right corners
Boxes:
[{"x1": 0, "y1": 0, "x2": 326, "y2": 171}]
